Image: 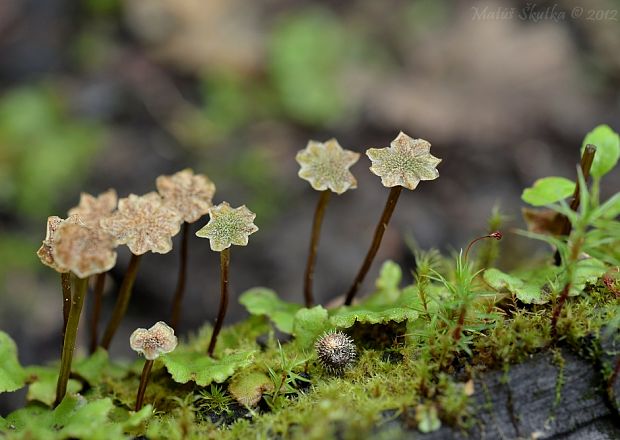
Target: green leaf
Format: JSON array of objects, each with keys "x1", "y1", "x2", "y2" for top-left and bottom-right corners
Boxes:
[
  {"x1": 570, "y1": 257, "x2": 607, "y2": 295},
  {"x1": 483, "y1": 268, "x2": 547, "y2": 304},
  {"x1": 521, "y1": 177, "x2": 575, "y2": 207},
  {"x1": 239, "y1": 288, "x2": 302, "y2": 334},
  {"x1": 595, "y1": 193, "x2": 620, "y2": 220},
  {"x1": 25, "y1": 365, "x2": 82, "y2": 406},
  {"x1": 582, "y1": 124, "x2": 620, "y2": 178},
  {"x1": 72, "y1": 348, "x2": 125, "y2": 384},
  {"x1": 162, "y1": 350, "x2": 255, "y2": 386},
  {"x1": 292, "y1": 306, "x2": 330, "y2": 349},
  {"x1": 329, "y1": 306, "x2": 418, "y2": 328},
  {"x1": 363, "y1": 260, "x2": 403, "y2": 306},
  {"x1": 0, "y1": 331, "x2": 27, "y2": 393},
  {"x1": 3, "y1": 395, "x2": 149, "y2": 439}
]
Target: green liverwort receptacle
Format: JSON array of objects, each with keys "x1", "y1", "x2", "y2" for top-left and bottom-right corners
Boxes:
[
  {"x1": 344, "y1": 131, "x2": 441, "y2": 305},
  {"x1": 196, "y1": 202, "x2": 258, "y2": 357},
  {"x1": 296, "y1": 138, "x2": 360, "y2": 307}
]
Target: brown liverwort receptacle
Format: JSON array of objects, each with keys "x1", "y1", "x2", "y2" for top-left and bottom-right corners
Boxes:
[
  {"x1": 68, "y1": 189, "x2": 118, "y2": 353},
  {"x1": 100, "y1": 192, "x2": 182, "y2": 350},
  {"x1": 37, "y1": 214, "x2": 84, "y2": 343},
  {"x1": 344, "y1": 132, "x2": 441, "y2": 305},
  {"x1": 49, "y1": 220, "x2": 117, "y2": 406},
  {"x1": 296, "y1": 139, "x2": 360, "y2": 307},
  {"x1": 130, "y1": 321, "x2": 178, "y2": 411},
  {"x1": 156, "y1": 169, "x2": 216, "y2": 330},
  {"x1": 196, "y1": 202, "x2": 258, "y2": 357}
]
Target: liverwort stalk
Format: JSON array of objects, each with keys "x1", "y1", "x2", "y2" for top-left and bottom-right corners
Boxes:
[
  {"x1": 196, "y1": 202, "x2": 258, "y2": 357},
  {"x1": 130, "y1": 321, "x2": 177, "y2": 410},
  {"x1": 67, "y1": 189, "x2": 118, "y2": 350},
  {"x1": 344, "y1": 132, "x2": 441, "y2": 305},
  {"x1": 55, "y1": 276, "x2": 88, "y2": 407},
  {"x1": 50, "y1": 220, "x2": 117, "y2": 406},
  {"x1": 156, "y1": 169, "x2": 216, "y2": 330},
  {"x1": 296, "y1": 139, "x2": 360, "y2": 307},
  {"x1": 100, "y1": 192, "x2": 182, "y2": 349},
  {"x1": 89, "y1": 272, "x2": 106, "y2": 353}
]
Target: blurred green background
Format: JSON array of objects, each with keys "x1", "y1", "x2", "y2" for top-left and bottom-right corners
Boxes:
[{"x1": 0, "y1": 0, "x2": 619, "y2": 380}]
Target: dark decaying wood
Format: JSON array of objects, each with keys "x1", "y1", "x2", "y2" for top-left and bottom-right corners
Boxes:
[{"x1": 374, "y1": 348, "x2": 620, "y2": 439}]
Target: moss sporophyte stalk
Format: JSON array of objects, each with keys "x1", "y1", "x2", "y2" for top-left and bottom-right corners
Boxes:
[{"x1": 14, "y1": 124, "x2": 619, "y2": 438}]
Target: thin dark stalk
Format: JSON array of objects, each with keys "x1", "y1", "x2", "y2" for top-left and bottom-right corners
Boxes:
[
  {"x1": 207, "y1": 248, "x2": 230, "y2": 357},
  {"x1": 89, "y1": 272, "x2": 106, "y2": 354},
  {"x1": 344, "y1": 186, "x2": 402, "y2": 305},
  {"x1": 135, "y1": 359, "x2": 154, "y2": 411},
  {"x1": 303, "y1": 190, "x2": 331, "y2": 308},
  {"x1": 170, "y1": 222, "x2": 189, "y2": 330},
  {"x1": 60, "y1": 273, "x2": 71, "y2": 347},
  {"x1": 464, "y1": 231, "x2": 502, "y2": 262},
  {"x1": 554, "y1": 145, "x2": 596, "y2": 264},
  {"x1": 55, "y1": 275, "x2": 88, "y2": 407},
  {"x1": 101, "y1": 253, "x2": 143, "y2": 350}
]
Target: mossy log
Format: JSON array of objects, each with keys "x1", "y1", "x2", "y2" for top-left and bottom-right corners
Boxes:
[{"x1": 375, "y1": 347, "x2": 620, "y2": 439}]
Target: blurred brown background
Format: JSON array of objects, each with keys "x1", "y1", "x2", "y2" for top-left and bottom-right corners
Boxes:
[{"x1": 0, "y1": 0, "x2": 619, "y2": 388}]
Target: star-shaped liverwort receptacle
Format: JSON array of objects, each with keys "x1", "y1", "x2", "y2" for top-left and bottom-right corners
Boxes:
[
  {"x1": 296, "y1": 139, "x2": 360, "y2": 195},
  {"x1": 130, "y1": 321, "x2": 178, "y2": 411},
  {"x1": 344, "y1": 131, "x2": 442, "y2": 306},
  {"x1": 130, "y1": 321, "x2": 178, "y2": 361},
  {"x1": 195, "y1": 202, "x2": 259, "y2": 252},
  {"x1": 195, "y1": 202, "x2": 258, "y2": 357},
  {"x1": 366, "y1": 131, "x2": 441, "y2": 190},
  {"x1": 295, "y1": 138, "x2": 360, "y2": 307},
  {"x1": 156, "y1": 168, "x2": 216, "y2": 224}
]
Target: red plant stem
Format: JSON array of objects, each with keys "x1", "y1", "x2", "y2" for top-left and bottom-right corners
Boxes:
[
  {"x1": 55, "y1": 275, "x2": 88, "y2": 407},
  {"x1": 100, "y1": 253, "x2": 142, "y2": 350},
  {"x1": 207, "y1": 248, "x2": 230, "y2": 357},
  {"x1": 170, "y1": 222, "x2": 189, "y2": 330},
  {"x1": 135, "y1": 359, "x2": 154, "y2": 411},
  {"x1": 89, "y1": 272, "x2": 106, "y2": 354},
  {"x1": 344, "y1": 186, "x2": 403, "y2": 305},
  {"x1": 60, "y1": 273, "x2": 71, "y2": 347},
  {"x1": 303, "y1": 190, "x2": 331, "y2": 308}
]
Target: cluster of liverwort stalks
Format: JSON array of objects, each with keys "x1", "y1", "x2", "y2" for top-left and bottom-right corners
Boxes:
[{"x1": 37, "y1": 131, "x2": 442, "y2": 409}]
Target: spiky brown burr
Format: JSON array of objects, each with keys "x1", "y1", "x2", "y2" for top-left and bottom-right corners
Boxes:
[{"x1": 315, "y1": 330, "x2": 357, "y2": 374}]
